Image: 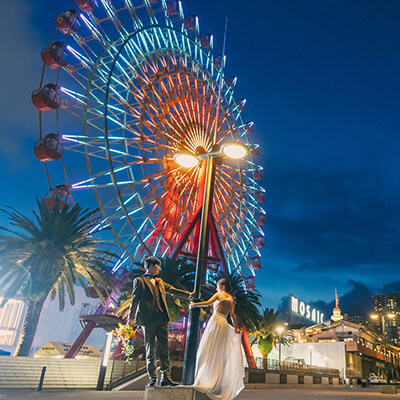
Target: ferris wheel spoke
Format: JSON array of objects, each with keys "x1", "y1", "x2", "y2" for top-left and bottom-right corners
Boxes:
[
  {"x1": 77, "y1": 19, "x2": 136, "y2": 87},
  {"x1": 170, "y1": 89, "x2": 209, "y2": 148},
  {"x1": 149, "y1": 113, "x2": 189, "y2": 148},
  {"x1": 98, "y1": 0, "x2": 125, "y2": 35},
  {"x1": 155, "y1": 104, "x2": 194, "y2": 147},
  {"x1": 178, "y1": 80, "x2": 204, "y2": 140},
  {"x1": 70, "y1": 34, "x2": 102, "y2": 69},
  {"x1": 80, "y1": 14, "x2": 111, "y2": 50},
  {"x1": 215, "y1": 176, "x2": 243, "y2": 206},
  {"x1": 199, "y1": 83, "x2": 211, "y2": 146},
  {"x1": 165, "y1": 167, "x2": 199, "y2": 209},
  {"x1": 124, "y1": 166, "x2": 192, "y2": 205},
  {"x1": 124, "y1": 1, "x2": 145, "y2": 30},
  {"x1": 127, "y1": 168, "x2": 196, "y2": 225},
  {"x1": 204, "y1": 96, "x2": 218, "y2": 144},
  {"x1": 173, "y1": 182, "x2": 202, "y2": 234}
]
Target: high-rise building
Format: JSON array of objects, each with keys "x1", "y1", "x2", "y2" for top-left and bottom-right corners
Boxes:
[
  {"x1": 373, "y1": 293, "x2": 400, "y2": 345},
  {"x1": 345, "y1": 314, "x2": 369, "y2": 326}
]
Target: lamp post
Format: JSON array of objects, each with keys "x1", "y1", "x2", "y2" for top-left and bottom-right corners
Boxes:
[
  {"x1": 174, "y1": 142, "x2": 248, "y2": 385},
  {"x1": 308, "y1": 344, "x2": 314, "y2": 367},
  {"x1": 276, "y1": 326, "x2": 284, "y2": 369},
  {"x1": 371, "y1": 312, "x2": 396, "y2": 384},
  {"x1": 96, "y1": 331, "x2": 113, "y2": 391}
]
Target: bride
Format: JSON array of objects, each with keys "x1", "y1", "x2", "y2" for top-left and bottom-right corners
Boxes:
[{"x1": 189, "y1": 278, "x2": 244, "y2": 400}]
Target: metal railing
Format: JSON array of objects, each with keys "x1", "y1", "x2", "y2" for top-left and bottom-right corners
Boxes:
[
  {"x1": 80, "y1": 303, "x2": 101, "y2": 316},
  {"x1": 107, "y1": 344, "x2": 147, "y2": 390},
  {"x1": 246, "y1": 357, "x2": 339, "y2": 375}
]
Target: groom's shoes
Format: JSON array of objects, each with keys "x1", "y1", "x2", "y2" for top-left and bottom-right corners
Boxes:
[
  {"x1": 160, "y1": 377, "x2": 178, "y2": 386},
  {"x1": 147, "y1": 377, "x2": 157, "y2": 387}
]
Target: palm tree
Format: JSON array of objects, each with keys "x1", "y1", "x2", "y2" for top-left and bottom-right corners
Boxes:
[
  {"x1": 159, "y1": 257, "x2": 195, "y2": 320},
  {"x1": 0, "y1": 199, "x2": 116, "y2": 356},
  {"x1": 117, "y1": 256, "x2": 195, "y2": 322},
  {"x1": 205, "y1": 272, "x2": 262, "y2": 368},
  {"x1": 249, "y1": 307, "x2": 288, "y2": 369}
]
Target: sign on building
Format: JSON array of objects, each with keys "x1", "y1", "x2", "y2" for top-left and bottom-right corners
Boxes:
[
  {"x1": 34, "y1": 342, "x2": 101, "y2": 358},
  {"x1": 290, "y1": 294, "x2": 325, "y2": 324}
]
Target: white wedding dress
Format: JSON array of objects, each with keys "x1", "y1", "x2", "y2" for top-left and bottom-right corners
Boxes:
[{"x1": 193, "y1": 293, "x2": 245, "y2": 400}]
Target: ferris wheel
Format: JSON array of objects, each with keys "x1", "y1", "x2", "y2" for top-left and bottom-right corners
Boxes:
[{"x1": 32, "y1": 0, "x2": 265, "y2": 286}]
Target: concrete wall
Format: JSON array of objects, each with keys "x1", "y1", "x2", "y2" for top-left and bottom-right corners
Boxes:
[{"x1": 246, "y1": 369, "x2": 343, "y2": 387}]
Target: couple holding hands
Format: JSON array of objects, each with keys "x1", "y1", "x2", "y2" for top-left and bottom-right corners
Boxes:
[{"x1": 129, "y1": 256, "x2": 244, "y2": 400}]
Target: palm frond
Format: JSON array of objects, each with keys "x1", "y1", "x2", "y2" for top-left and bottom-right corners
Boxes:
[
  {"x1": 0, "y1": 198, "x2": 116, "y2": 309},
  {"x1": 206, "y1": 271, "x2": 262, "y2": 330}
]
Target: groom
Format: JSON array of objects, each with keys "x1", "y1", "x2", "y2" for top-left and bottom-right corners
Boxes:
[{"x1": 129, "y1": 256, "x2": 192, "y2": 387}]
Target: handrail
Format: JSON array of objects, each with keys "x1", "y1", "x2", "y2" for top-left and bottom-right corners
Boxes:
[
  {"x1": 248, "y1": 357, "x2": 340, "y2": 375},
  {"x1": 107, "y1": 344, "x2": 147, "y2": 390}
]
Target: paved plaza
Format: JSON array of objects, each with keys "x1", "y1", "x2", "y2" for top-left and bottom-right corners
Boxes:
[{"x1": 0, "y1": 387, "x2": 399, "y2": 400}]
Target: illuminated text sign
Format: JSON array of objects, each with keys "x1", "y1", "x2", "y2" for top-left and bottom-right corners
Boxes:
[{"x1": 290, "y1": 295, "x2": 324, "y2": 324}]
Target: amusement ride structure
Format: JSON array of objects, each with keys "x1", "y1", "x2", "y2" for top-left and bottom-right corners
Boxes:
[{"x1": 32, "y1": 0, "x2": 265, "y2": 366}]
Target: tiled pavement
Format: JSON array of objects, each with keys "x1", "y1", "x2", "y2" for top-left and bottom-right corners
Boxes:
[{"x1": 0, "y1": 387, "x2": 398, "y2": 400}]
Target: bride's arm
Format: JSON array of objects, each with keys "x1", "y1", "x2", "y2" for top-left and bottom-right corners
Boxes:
[
  {"x1": 189, "y1": 293, "x2": 219, "y2": 309},
  {"x1": 230, "y1": 304, "x2": 241, "y2": 334}
]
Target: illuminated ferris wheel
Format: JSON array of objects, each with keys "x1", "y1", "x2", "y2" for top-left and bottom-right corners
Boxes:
[{"x1": 32, "y1": 0, "x2": 265, "y2": 286}]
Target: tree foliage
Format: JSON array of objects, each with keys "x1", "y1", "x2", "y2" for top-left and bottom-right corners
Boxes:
[{"x1": 0, "y1": 199, "x2": 116, "y2": 355}]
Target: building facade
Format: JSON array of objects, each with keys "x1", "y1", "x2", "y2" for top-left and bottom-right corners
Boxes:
[
  {"x1": 373, "y1": 293, "x2": 400, "y2": 345},
  {"x1": 286, "y1": 301, "x2": 400, "y2": 381},
  {"x1": 0, "y1": 296, "x2": 26, "y2": 355}
]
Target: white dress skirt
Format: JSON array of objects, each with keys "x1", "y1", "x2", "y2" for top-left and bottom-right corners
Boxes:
[{"x1": 193, "y1": 294, "x2": 245, "y2": 400}]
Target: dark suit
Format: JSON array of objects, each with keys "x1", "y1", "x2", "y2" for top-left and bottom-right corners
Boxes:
[{"x1": 130, "y1": 275, "x2": 190, "y2": 379}]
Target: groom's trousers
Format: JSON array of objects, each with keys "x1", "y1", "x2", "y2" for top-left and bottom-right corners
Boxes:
[{"x1": 142, "y1": 310, "x2": 171, "y2": 379}]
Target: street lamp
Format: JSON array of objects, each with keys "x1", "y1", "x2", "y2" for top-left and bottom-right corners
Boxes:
[
  {"x1": 175, "y1": 142, "x2": 248, "y2": 385},
  {"x1": 173, "y1": 152, "x2": 200, "y2": 168},
  {"x1": 276, "y1": 326, "x2": 284, "y2": 368},
  {"x1": 96, "y1": 332, "x2": 113, "y2": 390},
  {"x1": 308, "y1": 344, "x2": 314, "y2": 367},
  {"x1": 370, "y1": 312, "x2": 396, "y2": 384}
]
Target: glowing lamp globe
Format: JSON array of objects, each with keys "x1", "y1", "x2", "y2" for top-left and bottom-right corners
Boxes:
[
  {"x1": 222, "y1": 143, "x2": 248, "y2": 159},
  {"x1": 276, "y1": 326, "x2": 284, "y2": 335},
  {"x1": 173, "y1": 153, "x2": 199, "y2": 168}
]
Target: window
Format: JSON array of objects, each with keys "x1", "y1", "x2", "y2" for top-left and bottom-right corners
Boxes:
[{"x1": 0, "y1": 298, "x2": 24, "y2": 346}]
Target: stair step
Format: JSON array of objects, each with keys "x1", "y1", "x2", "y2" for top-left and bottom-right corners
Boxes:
[{"x1": 0, "y1": 356, "x2": 128, "y2": 389}]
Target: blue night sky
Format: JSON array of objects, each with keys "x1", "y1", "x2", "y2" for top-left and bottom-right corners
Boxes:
[{"x1": 1, "y1": 0, "x2": 400, "y2": 313}]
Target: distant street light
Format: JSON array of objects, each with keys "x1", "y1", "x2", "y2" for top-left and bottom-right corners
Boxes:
[
  {"x1": 276, "y1": 326, "x2": 285, "y2": 368},
  {"x1": 370, "y1": 312, "x2": 396, "y2": 384},
  {"x1": 308, "y1": 344, "x2": 314, "y2": 367}
]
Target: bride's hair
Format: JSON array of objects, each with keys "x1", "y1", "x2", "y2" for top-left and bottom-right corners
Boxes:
[{"x1": 217, "y1": 278, "x2": 236, "y2": 302}]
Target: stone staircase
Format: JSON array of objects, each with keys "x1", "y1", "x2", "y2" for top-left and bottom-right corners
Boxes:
[{"x1": 0, "y1": 356, "x2": 112, "y2": 389}]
